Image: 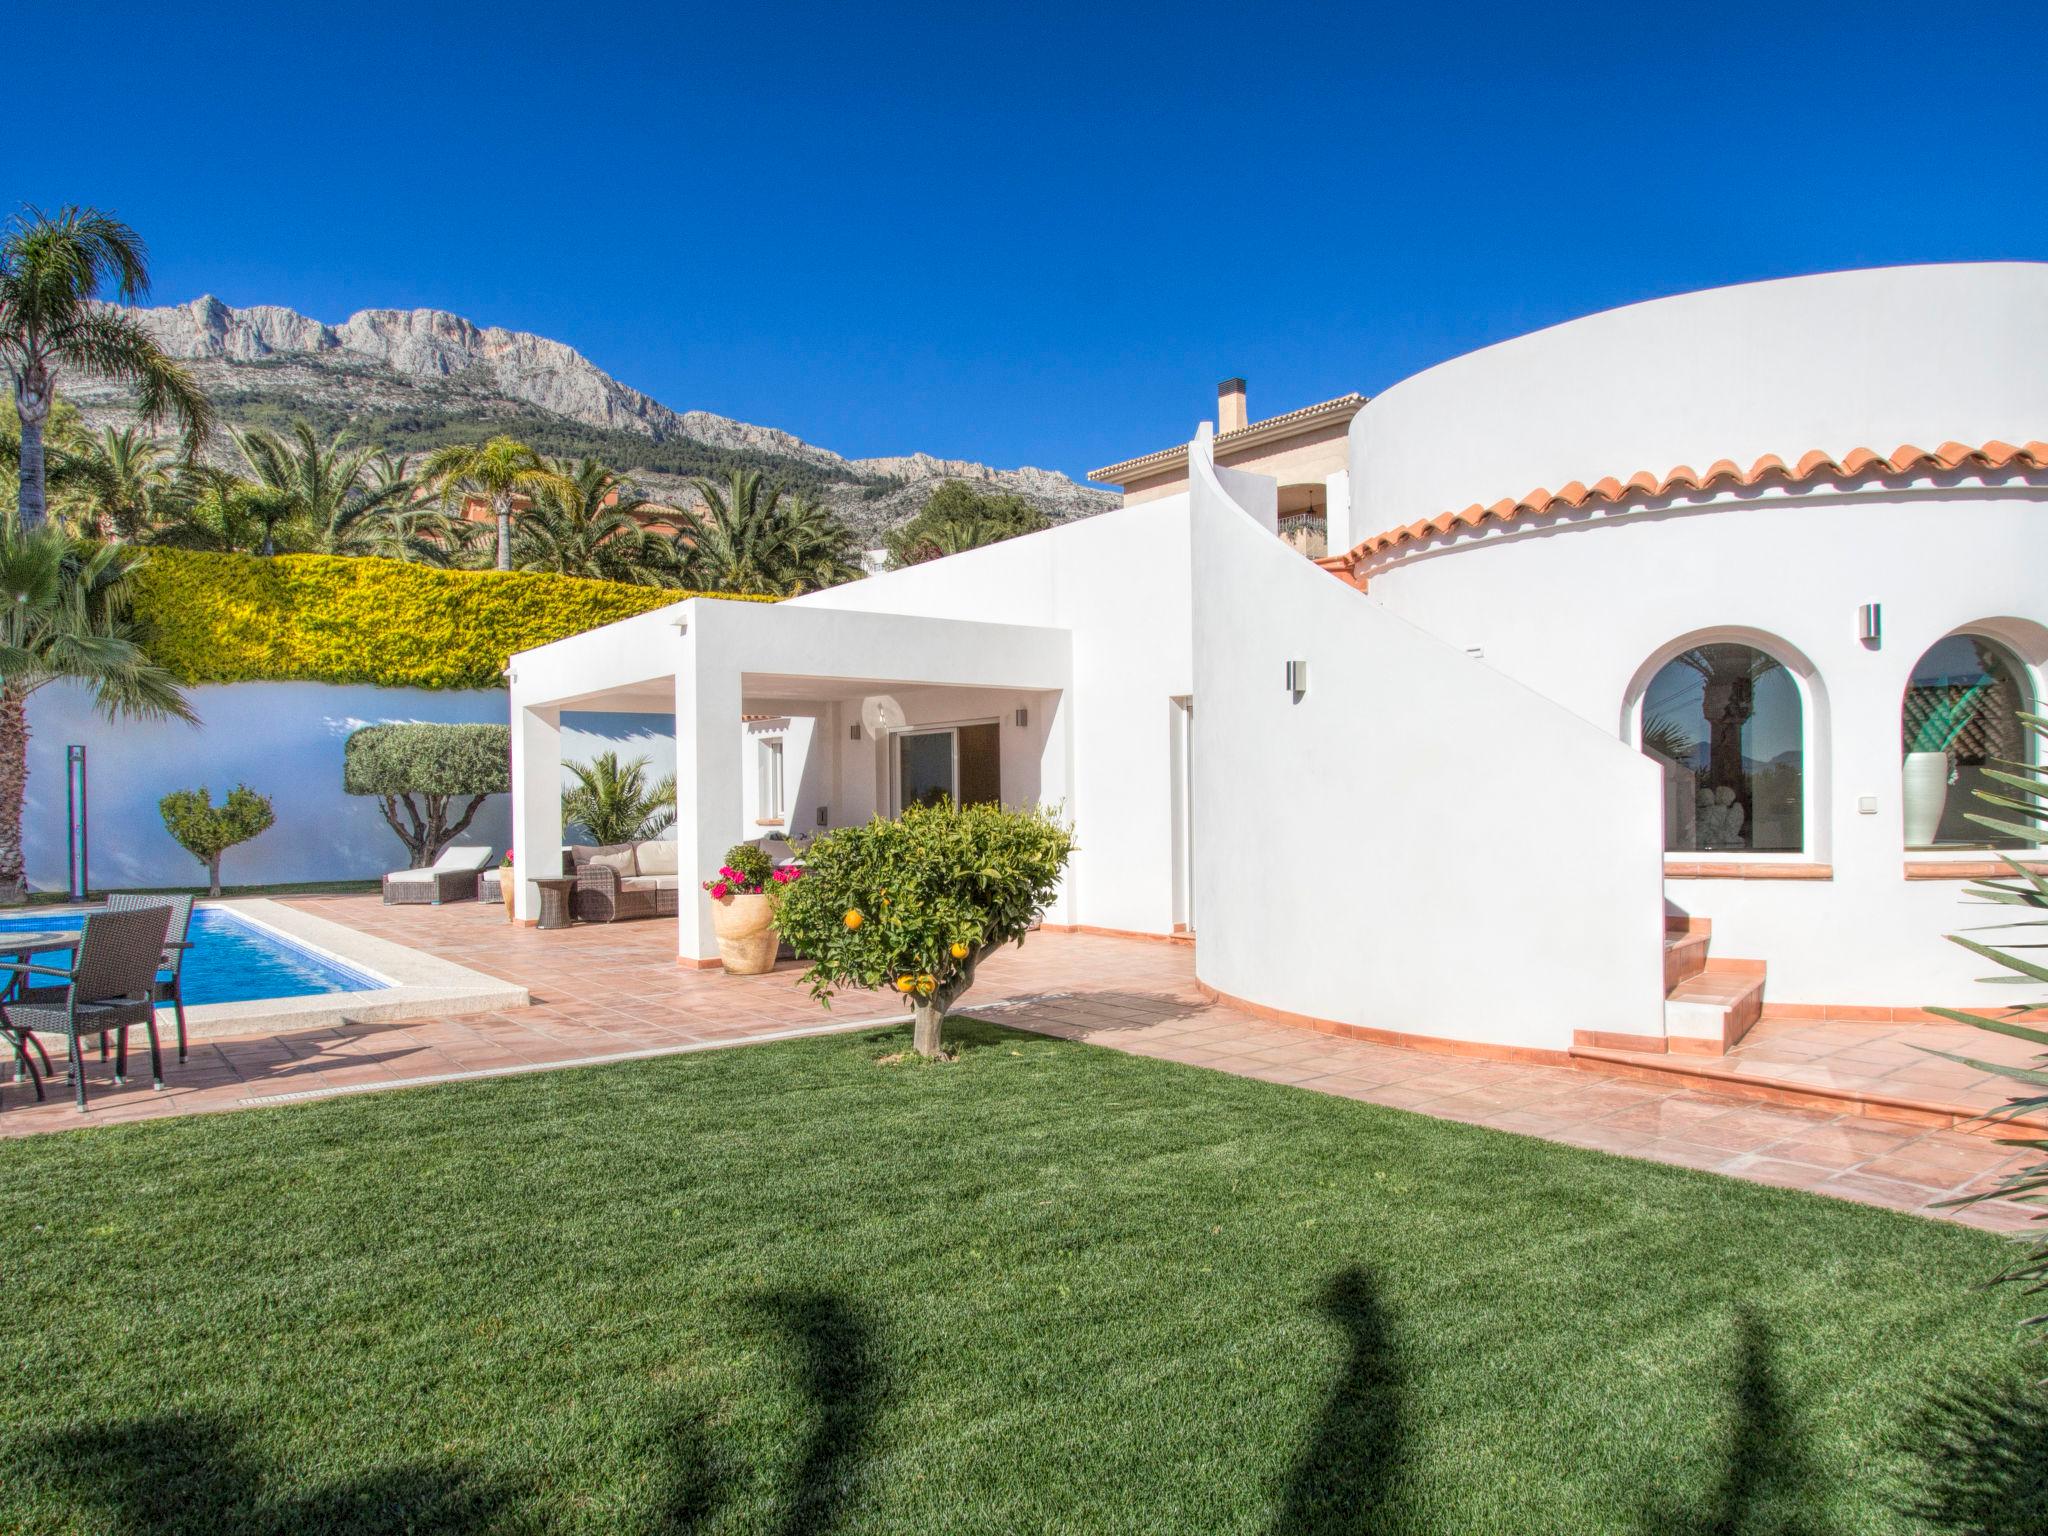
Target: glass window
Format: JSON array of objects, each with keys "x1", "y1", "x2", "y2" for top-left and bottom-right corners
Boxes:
[
  {"x1": 1901, "y1": 634, "x2": 2032, "y2": 849},
  {"x1": 896, "y1": 730, "x2": 955, "y2": 811},
  {"x1": 1640, "y1": 643, "x2": 1803, "y2": 853},
  {"x1": 757, "y1": 738, "x2": 784, "y2": 821}
]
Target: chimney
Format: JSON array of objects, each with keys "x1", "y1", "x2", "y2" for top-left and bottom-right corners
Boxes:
[{"x1": 1217, "y1": 377, "x2": 1248, "y2": 435}]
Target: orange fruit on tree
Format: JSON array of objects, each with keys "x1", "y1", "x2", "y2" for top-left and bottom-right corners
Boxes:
[
  {"x1": 917, "y1": 974, "x2": 936, "y2": 995},
  {"x1": 843, "y1": 910, "x2": 863, "y2": 930},
  {"x1": 949, "y1": 942, "x2": 969, "y2": 960},
  {"x1": 894, "y1": 975, "x2": 916, "y2": 993}
]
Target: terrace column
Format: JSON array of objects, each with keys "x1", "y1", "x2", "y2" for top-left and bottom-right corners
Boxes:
[
  {"x1": 509, "y1": 702, "x2": 562, "y2": 922},
  {"x1": 1038, "y1": 689, "x2": 1077, "y2": 926},
  {"x1": 675, "y1": 614, "x2": 744, "y2": 966}
]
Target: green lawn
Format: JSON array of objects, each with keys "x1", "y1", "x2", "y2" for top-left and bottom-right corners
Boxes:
[{"x1": 2, "y1": 1019, "x2": 2041, "y2": 1534}]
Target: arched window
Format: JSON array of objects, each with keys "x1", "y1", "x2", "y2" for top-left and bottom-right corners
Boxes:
[
  {"x1": 1901, "y1": 633, "x2": 2033, "y2": 850},
  {"x1": 1640, "y1": 643, "x2": 1804, "y2": 853}
]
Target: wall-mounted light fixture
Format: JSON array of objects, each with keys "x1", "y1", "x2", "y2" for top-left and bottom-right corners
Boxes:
[
  {"x1": 1858, "y1": 602, "x2": 1882, "y2": 648},
  {"x1": 1285, "y1": 659, "x2": 1309, "y2": 700},
  {"x1": 1014, "y1": 707, "x2": 1029, "y2": 728},
  {"x1": 849, "y1": 723, "x2": 863, "y2": 741}
]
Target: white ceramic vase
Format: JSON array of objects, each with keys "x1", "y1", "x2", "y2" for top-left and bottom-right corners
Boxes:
[{"x1": 1902, "y1": 751, "x2": 1950, "y2": 849}]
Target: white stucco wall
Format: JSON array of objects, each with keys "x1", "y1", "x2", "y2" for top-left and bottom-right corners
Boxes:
[
  {"x1": 1351, "y1": 262, "x2": 2048, "y2": 1007},
  {"x1": 1352, "y1": 261, "x2": 2048, "y2": 539},
  {"x1": 1188, "y1": 432, "x2": 1665, "y2": 1051},
  {"x1": 26, "y1": 681, "x2": 514, "y2": 890},
  {"x1": 793, "y1": 499, "x2": 1196, "y2": 936}
]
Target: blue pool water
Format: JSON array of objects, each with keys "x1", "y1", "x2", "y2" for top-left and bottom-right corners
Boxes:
[{"x1": 0, "y1": 909, "x2": 383, "y2": 1005}]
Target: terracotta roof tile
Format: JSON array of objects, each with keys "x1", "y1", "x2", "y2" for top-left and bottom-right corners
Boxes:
[{"x1": 1334, "y1": 436, "x2": 2048, "y2": 572}]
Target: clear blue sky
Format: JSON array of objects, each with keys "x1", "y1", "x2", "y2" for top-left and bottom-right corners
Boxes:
[{"x1": 18, "y1": 1, "x2": 2044, "y2": 484}]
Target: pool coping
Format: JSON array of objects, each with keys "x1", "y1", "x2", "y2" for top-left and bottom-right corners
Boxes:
[{"x1": 14, "y1": 898, "x2": 529, "y2": 1040}]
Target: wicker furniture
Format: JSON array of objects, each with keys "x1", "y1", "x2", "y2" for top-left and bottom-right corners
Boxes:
[
  {"x1": 104, "y1": 893, "x2": 196, "y2": 1064},
  {"x1": 533, "y1": 877, "x2": 577, "y2": 930},
  {"x1": 0, "y1": 905, "x2": 173, "y2": 1113},
  {"x1": 382, "y1": 845, "x2": 493, "y2": 905},
  {"x1": 567, "y1": 840, "x2": 682, "y2": 924}
]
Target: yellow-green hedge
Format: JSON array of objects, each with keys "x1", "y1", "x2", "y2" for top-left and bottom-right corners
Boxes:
[{"x1": 130, "y1": 551, "x2": 774, "y2": 690}]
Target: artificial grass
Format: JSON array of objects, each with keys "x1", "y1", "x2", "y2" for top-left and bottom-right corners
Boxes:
[{"x1": 0, "y1": 1018, "x2": 2040, "y2": 1534}]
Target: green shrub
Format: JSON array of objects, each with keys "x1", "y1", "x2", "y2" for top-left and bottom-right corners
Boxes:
[
  {"x1": 128, "y1": 549, "x2": 773, "y2": 690},
  {"x1": 775, "y1": 802, "x2": 1075, "y2": 1055},
  {"x1": 159, "y1": 784, "x2": 276, "y2": 896},
  {"x1": 344, "y1": 723, "x2": 510, "y2": 867}
]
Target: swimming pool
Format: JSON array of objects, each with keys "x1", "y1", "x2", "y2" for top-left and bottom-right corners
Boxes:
[{"x1": 0, "y1": 908, "x2": 384, "y2": 1006}]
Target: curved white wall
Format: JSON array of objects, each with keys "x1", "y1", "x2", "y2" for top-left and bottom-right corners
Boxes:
[
  {"x1": 1347, "y1": 263, "x2": 2048, "y2": 1007},
  {"x1": 1188, "y1": 432, "x2": 1665, "y2": 1052},
  {"x1": 1351, "y1": 262, "x2": 2048, "y2": 540}
]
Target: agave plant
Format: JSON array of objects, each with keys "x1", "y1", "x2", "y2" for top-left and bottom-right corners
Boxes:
[
  {"x1": 562, "y1": 752, "x2": 676, "y2": 845},
  {"x1": 1928, "y1": 709, "x2": 2048, "y2": 1324}
]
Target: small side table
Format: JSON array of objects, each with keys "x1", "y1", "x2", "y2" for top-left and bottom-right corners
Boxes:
[{"x1": 533, "y1": 876, "x2": 577, "y2": 930}]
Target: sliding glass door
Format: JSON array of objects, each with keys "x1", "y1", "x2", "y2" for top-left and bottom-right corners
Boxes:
[{"x1": 893, "y1": 722, "x2": 1001, "y2": 812}]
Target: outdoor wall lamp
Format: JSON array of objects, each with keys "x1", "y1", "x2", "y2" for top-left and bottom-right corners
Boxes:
[
  {"x1": 1858, "y1": 602, "x2": 1881, "y2": 648},
  {"x1": 1014, "y1": 707, "x2": 1029, "y2": 728},
  {"x1": 1285, "y1": 659, "x2": 1309, "y2": 700}
]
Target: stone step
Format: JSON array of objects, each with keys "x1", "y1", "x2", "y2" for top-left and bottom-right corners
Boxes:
[
  {"x1": 1664, "y1": 965, "x2": 1766, "y2": 1054},
  {"x1": 1662, "y1": 929, "x2": 1711, "y2": 991}
]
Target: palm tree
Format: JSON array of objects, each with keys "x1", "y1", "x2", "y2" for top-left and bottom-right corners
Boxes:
[
  {"x1": 561, "y1": 752, "x2": 676, "y2": 845},
  {"x1": 421, "y1": 436, "x2": 569, "y2": 571},
  {"x1": 232, "y1": 420, "x2": 456, "y2": 560},
  {"x1": 143, "y1": 465, "x2": 294, "y2": 555},
  {"x1": 0, "y1": 523, "x2": 195, "y2": 902},
  {"x1": 0, "y1": 206, "x2": 212, "y2": 532},
  {"x1": 511, "y1": 457, "x2": 683, "y2": 585},
  {"x1": 676, "y1": 470, "x2": 862, "y2": 595},
  {"x1": 63, "y1": 425, "x2": 176, "y2": 540}
]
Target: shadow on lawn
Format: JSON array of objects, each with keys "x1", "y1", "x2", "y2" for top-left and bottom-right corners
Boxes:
[
  {"x1": 650, "y1": 1287, "x2": 888, "y2": 1536},
  {"x1": 1636, "y1": 1306, "x2": 1819, "y2": 1536},
  {"x1": 22, "y1": 1411, "x2": 526, "y2": 1535},
  {"x1": 1896, "y1": 1374, "x2": 2048, "y2": 1535},
  {"x1": 1273, "y1": 1267, "x2": 1408, "y2": 1534}
]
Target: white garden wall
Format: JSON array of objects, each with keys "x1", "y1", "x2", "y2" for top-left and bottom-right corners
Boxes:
[
  {"x1": 1188, "y1": 431, "x2": 1666, "y2": 1052},
  {"x1": 26, "y1": 684, "x2": 696, "y2": 892}
]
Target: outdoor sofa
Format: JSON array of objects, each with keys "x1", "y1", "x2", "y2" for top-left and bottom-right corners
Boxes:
[
  {"x1": 382, "y1": 845, "x2": 493, "y2": 905},
  {"x1": 567, "y1": 839, "x2": 680, "y2": 924}
]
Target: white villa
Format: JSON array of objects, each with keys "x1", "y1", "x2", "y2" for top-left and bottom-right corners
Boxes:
[{"x1": 507, "y1": 261, "x2": 2048, "y2": 1061}]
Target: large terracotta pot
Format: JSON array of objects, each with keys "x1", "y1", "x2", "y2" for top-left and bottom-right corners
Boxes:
[
  {"x1": 710, "y1": 892, "x2": 779, "y2": 974},
  {"x1": 1903, "y1": 751, "x2": 1950, "y2": 849}
]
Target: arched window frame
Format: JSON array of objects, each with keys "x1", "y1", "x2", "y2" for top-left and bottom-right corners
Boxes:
[
  {"x1": 1900, "y1": 619, "x2": 2048, "y2": 858},
  {"x1": 1621, "y1": 626, "x2": 1831, "y2": 864}
]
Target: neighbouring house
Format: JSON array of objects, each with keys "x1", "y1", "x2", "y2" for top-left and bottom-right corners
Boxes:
[
  {"x1": 1090, "y1": 378, "x2": 1366, "y2": 557},
  {"x1": 508, "y1": 261, "x2": 2048, "y2": 1059}
]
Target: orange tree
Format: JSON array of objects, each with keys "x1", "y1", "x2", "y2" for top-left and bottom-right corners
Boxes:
[{"x1": 775, "y1": 801, "x2": 1075, "y2": 1056}]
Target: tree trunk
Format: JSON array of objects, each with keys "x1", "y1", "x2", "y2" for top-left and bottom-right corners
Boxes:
[
  {"x1": 495, "y1": 492, "x2": 512, "y2": 571},
  {"x1": 208, "y1": 854, "x2": 223, "y2": 899},
  {"x1": 0, "y1": 688, "x2": 28, "y2": 904},
  {"x1": 15, "y1": 364, "x2": 51, "y2": 533},
  {"x1": 912, "y1": 1000, "x2": 944, "y2": 1058}
]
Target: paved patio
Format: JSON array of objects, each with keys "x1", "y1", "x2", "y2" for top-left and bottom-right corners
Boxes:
[{"x1": 0, "y1": 895, "x2": 2038, "y2": 1233}]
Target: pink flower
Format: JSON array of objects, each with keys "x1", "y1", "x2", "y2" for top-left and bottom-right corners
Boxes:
[{"x1": 710, "y1": 881, "x2": 730, "y2": 900}]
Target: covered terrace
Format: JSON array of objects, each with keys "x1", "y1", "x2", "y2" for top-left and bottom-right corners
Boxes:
[{"x1": 506, "y1": 595, "x2": 1074, "y2": 964}]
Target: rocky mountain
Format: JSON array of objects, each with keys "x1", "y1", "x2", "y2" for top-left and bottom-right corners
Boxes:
[{"x1": 61, "y1": 297, "x2": 1116, "y2": 537}]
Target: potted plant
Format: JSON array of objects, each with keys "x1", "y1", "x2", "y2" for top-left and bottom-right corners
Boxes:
[
  {"x1": 1903, "y1": 681, "x2": 1991, "y2": 847},
  {"x1": 500, "y1": 850, "x2": 517, "y2": 921},
  {"x1": 703, "y1": 844, "x2": 803, "y2": 974}
]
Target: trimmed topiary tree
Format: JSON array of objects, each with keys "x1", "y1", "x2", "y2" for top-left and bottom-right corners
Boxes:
[
  {"x1": 344, "y1": 722, "x2": 511, "y2": 868},
  {"x1": 159, "y1": 784, "x2": 276, "y2": 896},
  {"x1": 775, "y1": 801, "x2": 1075, "y2": 1057}
]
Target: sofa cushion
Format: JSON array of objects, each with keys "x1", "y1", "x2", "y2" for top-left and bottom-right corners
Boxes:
[
  {"x1": 635, "y1": 840, "x2": 679, "y2": 876},
  {"x1": 620, "y1": 875, "x2": 680, "y2": 893},
  {"x1": 384, "y1": 868, "x2": 435, "y2": 886},
  {"x1": 576, "y1": 844, "x2": 639, "y2": 877}
]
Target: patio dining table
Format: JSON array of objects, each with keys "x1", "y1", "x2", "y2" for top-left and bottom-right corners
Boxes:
[{"x1": 0, "y1": 931, "x2": 82, "y2": 1082}]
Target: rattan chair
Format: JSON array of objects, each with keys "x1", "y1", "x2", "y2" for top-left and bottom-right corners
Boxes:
[
  {"x1": 0, "y1": 904, "x2": 172, "y2": 1113},
  {"x1": 105, "y1": 893, "x2": 196, "y2": 1064}
]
